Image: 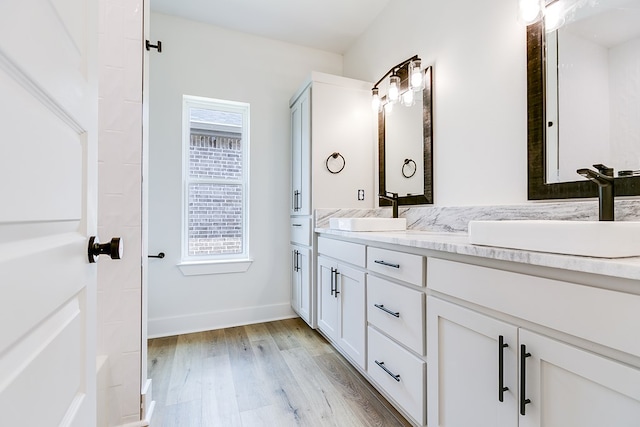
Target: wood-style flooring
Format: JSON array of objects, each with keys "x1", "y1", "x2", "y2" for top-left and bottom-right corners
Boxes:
[{"x1": 148, "y1": 317, "x2": 412, "y2": 427}]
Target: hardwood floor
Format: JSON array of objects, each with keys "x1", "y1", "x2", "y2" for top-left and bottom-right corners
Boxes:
[{"x1": 148, "y1": 318, "x2": 412, "y2": 427}]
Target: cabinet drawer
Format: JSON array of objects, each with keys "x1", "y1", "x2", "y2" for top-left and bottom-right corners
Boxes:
[
  {"x1": 318, "y1": 237, "x2": 365, "y2": 267},
  {"x1": 367, "y1": 247, "x2": 424, "y2": 286},
  {"x1": 367, "y1": 276, "x2": 425, "y2": 355},
  {"x1": 368, "y1": 326, "x2": 426, "y2": 425},
  {"x1": 290, "y1": 217, "x2": 311, "y2": 246}
]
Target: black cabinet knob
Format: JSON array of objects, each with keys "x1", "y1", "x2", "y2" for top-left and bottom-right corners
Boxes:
[{"x1": 88, "y1": 236, "x2": 123, "y2": 263}]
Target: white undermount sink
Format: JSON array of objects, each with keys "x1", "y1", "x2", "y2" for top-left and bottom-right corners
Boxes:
[
  {"x1": 468, "y1": 220, "x2": 640, "y2": 258},
  {"x1": 329, "y1": 217, "x2": 407, "y2": 232}
]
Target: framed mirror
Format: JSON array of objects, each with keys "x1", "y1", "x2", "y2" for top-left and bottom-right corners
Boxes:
[
  {"x1": 527, "y1": 1, "x2": 640, "y2": 200},
  {"x1": 379, "y1": 66, "x2": 433, "y2": 206}
]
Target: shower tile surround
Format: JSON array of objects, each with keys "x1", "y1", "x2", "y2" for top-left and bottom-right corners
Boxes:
[{"x1": 316, "y1": 200, "x2": 640, "y2": 280}]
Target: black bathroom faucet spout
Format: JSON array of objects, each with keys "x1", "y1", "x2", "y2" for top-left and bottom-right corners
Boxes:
[
  {"x1": 576, "y1": 164, "x2": 615, "y2": 221},
  {"x1": 379, "y1": 192, "x2": 399, "y2": 219}
]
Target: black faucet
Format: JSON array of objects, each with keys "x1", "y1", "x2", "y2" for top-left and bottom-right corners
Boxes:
[
  {"x1": 576, "y1": 164, "x2": 615, "y2": 221},
  {"x1": 379, "y1": 192, "x2": 399, "y2": 218}
]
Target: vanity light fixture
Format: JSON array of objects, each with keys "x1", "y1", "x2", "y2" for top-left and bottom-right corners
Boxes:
[
  {"x1": 544, "y1": 0, "x2": 566, "y2": 31},
  {"x1": 401, "y1": 89, "x2": 415, "y2": 107},
  {"x1": 388, "y1": 73, "x2": 401, "y2": 103},
  {"x1": 409, "y1": 59, "x2": 423, "y2": 91},
  {"x1": 384, "y1": 101, "x2": 394, "y2": 114},
  {"x1": 371, "y1": 87, "x2": 381, "y2": 111},
  {"x1": 519, "y1": 0, "x2": 579, "y2": 31},
  {"x1": 518, "y1": 0, "x2": 544, "y2": 25},
  {"x1": 371, "y1": 54, "x2": 424, "y2": 113}
]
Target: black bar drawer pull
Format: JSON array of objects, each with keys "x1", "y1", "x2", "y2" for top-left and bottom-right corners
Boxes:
[
  {"x1": 334, "y1": 270, "x2": 340, "y2": 297},
  {"x1": 520, "y1": 344, "x2": 532, "y2": 415},
  {"x1": 330, "y1": 267, "x2": 335, "y2": 295},
  {"x1": 291, "y1": 223, "x2": 302, "y2": 227},
  {"x1": 293, "y1": 190, "x2": 301, "y2": 211},
  {"x1": 293, "y1": 250, "x2": 300, "y2": 272},
  {"x1": 374, "y1": 260, "x2": 400, "y2": 269},
  {"x1": 374, "y1": 304, "x2": 400, "y2": 318},
  {"x1": 375, "y1": 360, "x2": 401, "y2": 382},
  {"x1": 498, "y1": 335, "x2": 509, "y2": 402}
]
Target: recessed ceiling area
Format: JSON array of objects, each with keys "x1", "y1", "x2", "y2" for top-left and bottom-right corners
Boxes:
[{"x1": 150, "y1": 0, "x2": 392, "y2": 54}]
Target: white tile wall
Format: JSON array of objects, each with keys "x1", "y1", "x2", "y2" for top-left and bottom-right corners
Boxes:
[{"x1": 98, "y1": 0, "x2": 143, "y2": 425}]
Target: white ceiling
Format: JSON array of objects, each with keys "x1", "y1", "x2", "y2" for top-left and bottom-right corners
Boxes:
[{"x1": 150, "y1": 0, "x2": 392, "y2": 54}]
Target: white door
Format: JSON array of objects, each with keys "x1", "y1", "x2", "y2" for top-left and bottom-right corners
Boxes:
[
  {"x1": 317, "y1": 256, "x2": 338, "y2": 339},
  {"x1": 290, "y1": 245, "x2": 301, "y2": 313},
  {"x1": 290, "y1": 87, "x2": 310, "y2": 216},
  {"x1": 336, "y1": 264, "x2": 365, "y2": 369},
  {"x1": 297, "y1": 246, "x2": 311, "y2": 325},
  {"x1": 0, "y1": 0, "x2": 98, "y2": 426},
  {"x1": 519, "y1": 329, "x2": 640, "y2": 427},
  {"x1": 427, "y1": 297, "x2": 519, "y2": 427}
]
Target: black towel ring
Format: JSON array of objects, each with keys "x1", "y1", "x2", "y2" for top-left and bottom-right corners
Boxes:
[
  {"x1": 326, "y1": 152, "x2": 346, "y2": 174},
  {"x1": 402, "y1": 158, "x2": 417, "y2": 178}
]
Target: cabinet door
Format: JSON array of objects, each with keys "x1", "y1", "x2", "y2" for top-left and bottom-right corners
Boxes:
[
  {"x1": 317, "y1": 256, "x2": 338, "y2": 339},
  {"x1": 290, "y1": 246, "x2": 301, "y2": 313},
  {"x1": 427, "y1": 297, "x2": 518, "y2": 427},
  {"x1": 519, "y1": 329, "x2": 640, "y2": 427},
  {"x1": 337, "y1": 263, "x2": 366, "y2": 369},
  {"x1": 290, "y1": 88, "x2": 310, "y2": 215},
  {"x1": 297, "y1": 247, "x2": 311, "y2": 326}
]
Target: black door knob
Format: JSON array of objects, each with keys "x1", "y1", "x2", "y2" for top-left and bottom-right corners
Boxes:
[{"x1": 88, "y1": 236, "x2": 123, "y2": 263}]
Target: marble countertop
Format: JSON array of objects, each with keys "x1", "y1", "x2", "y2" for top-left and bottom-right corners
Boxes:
[{"x1": 316, "y1": 228, "x2": 640, "y2": 281}]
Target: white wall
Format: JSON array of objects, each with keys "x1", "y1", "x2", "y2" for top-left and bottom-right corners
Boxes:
[
  {"x1": 610, "y1": 38, "x2": 640, "y2": 172},
  {"x1": 97, "y1": 0, "x2": 143, "y2": 424},
  {"x1": 343, "y1": 0, "x2": 529, "y2": 206},
  {"x1": 147, "y1": 13, "x2": 343, "y2": 337}
]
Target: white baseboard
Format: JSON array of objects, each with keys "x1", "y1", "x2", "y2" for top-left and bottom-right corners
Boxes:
[
  {"x1": 118, "y1": 420, "x2": 149, "y2": 427},
  {"x1": 141, "y1": 379, "x2": 153, "y2": 424},
  {"x1": 148, "y1": 303, "x2": 297, "y2": 338}
]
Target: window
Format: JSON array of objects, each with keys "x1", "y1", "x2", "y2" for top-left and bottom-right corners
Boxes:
[{"x1": 181, "y1": 96, "x2": 250, "y2": 269}]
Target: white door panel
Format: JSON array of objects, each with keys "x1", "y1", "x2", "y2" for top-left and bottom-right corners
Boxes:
[
  {"x1": 520, "y1": 329, "x2": 640, "y2": 427},
  {"x1": 0, "y1": 0, "x2": 97, "y2": 425},
  {"x1": 0, "y1": 0, "x2": 92, "y2": 124},
  {"x1": 0, "y1": 65, "x2": 84, "y2": 222},
  {"x1": 0, "y1": 232, "x2": 88, "y2": 351}
]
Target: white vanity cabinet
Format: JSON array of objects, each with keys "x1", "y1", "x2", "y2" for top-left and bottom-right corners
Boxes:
[
  {"x1": 427, "y1": 257, "x2": 640, "y2": 427},
  {"x1": 290, "y1": 244, "x2": 311, "y2": 325},
  {"x1": 365, "y1": 245, "x2": 426, "y2": 426},
  {"x1": 290, "y1": 88, "x2": 311, "y2": 216},
  {"x1": 289, "y1": 72, "x2": 374, "y2": 213},
  {"x1": 316, "y1": 235, "x2": 428, "y2": 426},
  {"x1": 316, "y1": 237, "x2": 366, "y2": 369},
  {"x1": 289, "y1": 72, "x2": 373, "y2": 328}
]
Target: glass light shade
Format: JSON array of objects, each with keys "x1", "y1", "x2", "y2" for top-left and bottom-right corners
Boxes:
[
  {"x1": 545, "y1": 1, "x2": 565, "y2": 32},
  {"x1": 388, "y1": 74, "x2": 400, "y2": 103},
  {"x1": 371, "y1": 88, "x2": 381, "y2": 111},
  {"x1": 401, "y1": 89, "x2": 415, "y2": 106},
  {"x1": 384, "y1": 101, "x2": 394, "y2": 115},
  {"x1": 518, "y1": 0, "x2": 544, "y2": 25},
  {"x1": 410, "y1": 60, "x2": 423, "y2": 91}
]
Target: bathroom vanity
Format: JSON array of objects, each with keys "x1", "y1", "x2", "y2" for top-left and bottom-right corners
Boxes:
[{"x1": 314, "y1": 227, "x2": 640, "y2": 427}]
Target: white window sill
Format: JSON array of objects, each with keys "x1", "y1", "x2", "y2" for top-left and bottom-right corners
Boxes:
[{"x1": 178, "y1": 258, "x2": 253, "y2": 276}]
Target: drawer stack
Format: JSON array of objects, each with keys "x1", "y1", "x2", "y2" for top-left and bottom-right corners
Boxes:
[{"x1": 365, "y1": 246, "x2": 426, "y2": 426}]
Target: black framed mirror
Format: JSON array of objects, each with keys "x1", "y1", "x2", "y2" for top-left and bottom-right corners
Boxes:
[
  {"x1": 379, "y1": 66, "x2": 433, "y2": 206},
  {"x1": 527, "y1": 21, "x2": 640, "y2": 200}
]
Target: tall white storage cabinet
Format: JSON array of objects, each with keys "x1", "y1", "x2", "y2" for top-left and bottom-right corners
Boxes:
[{"x1": 289, "y1": 72, "x2": 374, "y2": 328}]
